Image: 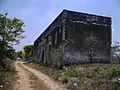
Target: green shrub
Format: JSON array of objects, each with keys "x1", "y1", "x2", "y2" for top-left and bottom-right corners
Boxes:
[
  {"x1": 3, "y1": 59, "x2": 15, "y2": 71},
  {"x1": 0, "y1": 71, "x2": 5, "y2": 85},
  {"x1": 111, "y1": 79, "x2": 120, "y2": 90},
  {"x1": 80, "y1": 81, "x2": 92, "y2": 90},
  {"x1": 107, "y1": 67, "x2": 120, "y2": 79},
  {"x1": 0, "y1": 59, "x2": 16, "y2": 90}
]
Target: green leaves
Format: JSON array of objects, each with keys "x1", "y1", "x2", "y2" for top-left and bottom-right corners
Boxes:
[
  {"x1": 111, "y1": 43, "x2": 120, "y2": 63},
  {"x1": 0, "y1": 13, "x2": 25, "y2": 45},
  {"x1": 22, "y1": 45, "x2": 33, "y2": 60},
  {"x1": 0, "y1": 13, "x2": 25, "y2": 60},
  {"x1": 107, "y1": 67, "x2": 120, "y2": 79}
]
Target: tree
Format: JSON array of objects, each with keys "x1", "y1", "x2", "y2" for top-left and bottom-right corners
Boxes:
[
  {"x1": 0, "y1": 13, "x2": 25, "y2": 64},
  {"x1": 16, "y1": 51, "x2": 23, "y2": 59},
  {"x1": 111, "y1": 42, "x2": 120, "y2": 63},
  {"x1": 22, "y1": 45, "x2": 33, "y2": 60}
]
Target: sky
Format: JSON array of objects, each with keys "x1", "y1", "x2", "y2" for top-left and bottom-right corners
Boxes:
[{"x1": 0, "y1": 0, "x2": 120, "y2": 51}]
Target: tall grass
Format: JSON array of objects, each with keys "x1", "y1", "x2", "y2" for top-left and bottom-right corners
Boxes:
[{"x1": 0, "y1": 59, "x2": 16, "y2": 90}]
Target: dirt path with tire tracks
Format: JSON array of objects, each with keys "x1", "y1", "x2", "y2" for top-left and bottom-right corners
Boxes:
[
  {"x1": 14, "y1": 61, "x2": 67, "y2": 90},
  {"x1": 14, "y1": 61, "x2": 33, "y2": 90}
]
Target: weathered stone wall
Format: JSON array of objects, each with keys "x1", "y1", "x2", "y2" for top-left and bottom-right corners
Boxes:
[
  {"x1": 34, "y1": 9, "x2": 111, "y2": 66},
  {"x1": 63, "y1": 10, "x2": 111, "y2": 65},
  {"x1": 33, "y1": 11, "x2": 67, "y2": 66}
]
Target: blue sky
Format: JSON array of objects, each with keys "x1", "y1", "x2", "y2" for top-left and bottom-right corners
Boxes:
[{"x1": 0, "y1": 0, "x2": 120, "y2": 51}]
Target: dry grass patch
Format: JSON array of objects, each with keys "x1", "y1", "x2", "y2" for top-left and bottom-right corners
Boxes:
[{"x1": 26, "y1": 62, "x2": 120, "y2": 90}]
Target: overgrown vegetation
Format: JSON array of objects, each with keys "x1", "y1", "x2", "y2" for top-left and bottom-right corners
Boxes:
[
  {"x1": 111, "y1": 42, "x2": 120, "y2": 63},
  {"x1": 22, "y1": 45, "x2": 33, "y2": 60},
  {"x1": 0, "y1": 12, "x2": 25, "y2": 89},
  {"x1": 26, "y1": 62, "x2": 120, "y2": 90},
  {"x1": 0, "y1": 59, "x2": 17, "y2": 90}
]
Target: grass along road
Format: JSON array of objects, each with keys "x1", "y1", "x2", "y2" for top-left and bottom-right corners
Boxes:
[{"x1": 25, "y1": 62, "x2": 120, "y2": 90}]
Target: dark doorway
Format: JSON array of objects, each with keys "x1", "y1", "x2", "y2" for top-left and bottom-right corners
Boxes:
[
  {"x1": 48, "y1": 45, "x2": 52, "y2": 65},
  {"x1": 49, "y1": 45, "x2": 52, "y2": 52},
  {"x1": 89, "y1": 48, "x2": 94, "y2": 63},
  {"x1": 42, "y1": 50, "x2": 44, "y2": 62}
]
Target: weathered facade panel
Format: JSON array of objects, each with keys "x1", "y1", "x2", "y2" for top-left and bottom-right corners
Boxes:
[{"x1": 34, "y1": 9, "x2": 111, "y2": 66}]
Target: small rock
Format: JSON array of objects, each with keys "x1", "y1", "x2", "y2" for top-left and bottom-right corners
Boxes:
[
  {"x1": 73, "y1": 83, "x2": 77, "y2": 86},
  {"x1": 0, "y1": 85, "x2": 3, "y2": 88},
  {"x1": 118, "y1": 78, "x2": 120, "y2": 81}
]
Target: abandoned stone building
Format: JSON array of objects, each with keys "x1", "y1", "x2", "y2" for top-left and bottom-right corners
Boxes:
[{"x1": 33, "y1": 9, "x2": 111, "y2": 66}]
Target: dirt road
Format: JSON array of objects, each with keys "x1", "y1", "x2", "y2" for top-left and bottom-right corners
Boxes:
[
  {"x1": 14, "y1": 61, "x2": 67, "y2": 90},
  {"x1": 14, "y1": 61, "x2": 33, "y2": 90}
]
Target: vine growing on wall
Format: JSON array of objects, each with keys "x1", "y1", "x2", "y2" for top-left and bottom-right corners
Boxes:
[
  {"x1": 52, "y1": 48, "x2": 63, "y2": 59},
  {"x1": 52, "y1": 45, "x2": 63, "y2": 66}
]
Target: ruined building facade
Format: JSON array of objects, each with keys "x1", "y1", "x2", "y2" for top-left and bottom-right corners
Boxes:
[{"x1": 33, "y1": 10, "x2": 111, "y2": 66}]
